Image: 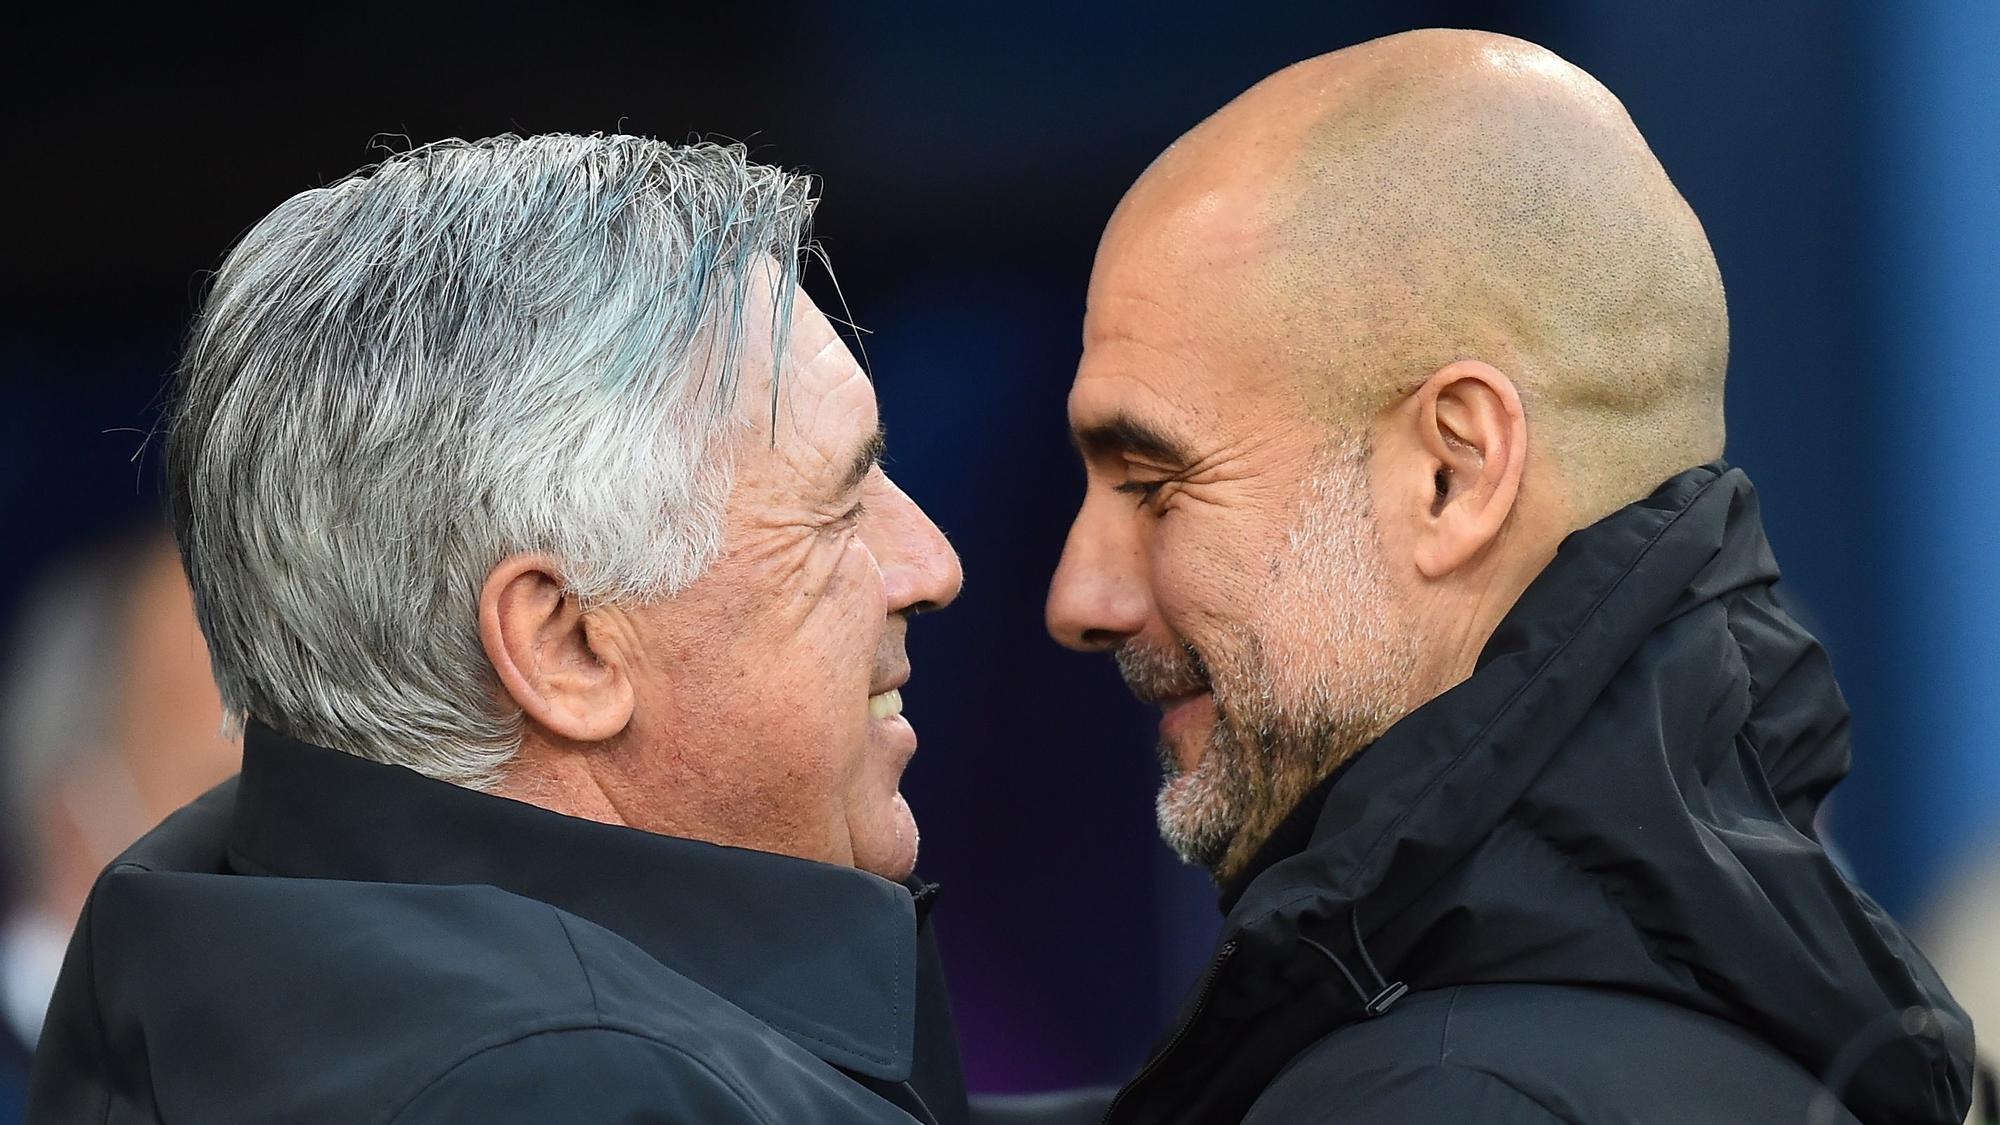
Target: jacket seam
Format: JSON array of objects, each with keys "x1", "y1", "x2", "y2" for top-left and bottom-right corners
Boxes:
[
  {"x1": 1439, "y1": 985, "x2": 1462, "y2": 1065},
  {"x1": 1438, "y1": 1058, "x2": 1581, "y2": 1125},
  {"x1": 759, "y1": 1017, "x2": 897, "y2": 1068},
  {"x1": 548, "y1": 909, "x2": 602, "y2": 1020},
  {"x1": 1433, "y1": 986, "x2": 1574, "y2": 1122},
  {"x1": 380, "y1": 1023, "x2": 778, "y2": 1125}
]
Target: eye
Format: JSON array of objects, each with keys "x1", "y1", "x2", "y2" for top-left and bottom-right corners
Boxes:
[{"x1": 1113, "y1": 479, "x2": 1169, "y2": 511}]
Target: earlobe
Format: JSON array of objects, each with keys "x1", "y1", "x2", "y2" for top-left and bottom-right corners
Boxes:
[
  {"x1": 1409, "y1": 361, "x2": 1528, "y2": 580},
  {"x1": 479, "y1": 556, "x2": 635, "y2": 744}
]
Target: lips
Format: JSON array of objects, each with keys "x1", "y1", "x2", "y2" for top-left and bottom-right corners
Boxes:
[
  {"x1": 869, "y1": 661, "x2": 909, "y2": 721},
  {"x1": 1160, "y1": 690, "x2": 1213, "y2": 732},
  {"x1": 868, "y1": 688, "x2": 904, "y2": 720}
]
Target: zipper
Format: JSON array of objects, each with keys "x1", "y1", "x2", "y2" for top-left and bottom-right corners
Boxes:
[{"x1": 1101, "y1": 939, "x2": 1240, "y2": 1125}]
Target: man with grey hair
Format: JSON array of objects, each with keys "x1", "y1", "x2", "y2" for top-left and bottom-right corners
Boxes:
[{"x1": 28, "y1": 134, "x2": 968, "y2": 1123}]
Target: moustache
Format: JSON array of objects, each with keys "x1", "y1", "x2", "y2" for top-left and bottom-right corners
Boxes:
[{"x1": 1114, "y1": 640, "x2": 1214, "y2": 705}]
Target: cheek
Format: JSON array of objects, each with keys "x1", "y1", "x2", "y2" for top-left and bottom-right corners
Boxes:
[
  {"x1": 1149, "y1": 509, "x2": 1285, "y2": 639},
  {"x1": 801, "y1": 539, "x2": 887, "y2": 748},
  {"x1": 657, "y1": 538, "x2": 883, "y2": 763},
  {"x1": 804, "y1": 536, "x2": 887, "y2": 635}
]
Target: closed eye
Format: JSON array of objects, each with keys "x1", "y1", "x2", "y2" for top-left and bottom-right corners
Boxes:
[{"x1": 1113, "y1": 479, "x2": 1168, "y2": 509}]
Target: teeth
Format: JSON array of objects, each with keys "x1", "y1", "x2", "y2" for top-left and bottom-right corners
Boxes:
[{"x1": 869, "y1": 688, "x2": 904, "y2": 720}]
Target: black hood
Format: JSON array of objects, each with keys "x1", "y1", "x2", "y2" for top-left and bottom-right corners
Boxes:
[{"x1": 1109, "y1": 465, "x2": 1973, "y2": 1125}]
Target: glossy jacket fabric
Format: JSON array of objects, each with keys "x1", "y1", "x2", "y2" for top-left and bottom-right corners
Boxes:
[
  {"x1": 26, "y1": 725, "x2": 970, "y2": 1124},
  {"x1": 1104, "y1": 465, "x2": 1974, "y2": 1125}
]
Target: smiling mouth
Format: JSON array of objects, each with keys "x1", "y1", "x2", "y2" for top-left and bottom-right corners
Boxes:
[
  {"x1": 869, "y1": 688, "x2": 904, "y2": 720},
  {"x1": 1158, "y1": 691, "x2": 1216, "y2": 769}
]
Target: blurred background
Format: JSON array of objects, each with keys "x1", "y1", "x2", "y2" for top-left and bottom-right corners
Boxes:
[{"x1": 2, "y1": 0, "x2": 1994, "y2": 1101}]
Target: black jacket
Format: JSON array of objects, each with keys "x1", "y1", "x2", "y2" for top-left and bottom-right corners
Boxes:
[
  {"x1": 0, "y1": 1000, "x2": 26, "y2": 1125},
  {"x1": 27, "y1": 725, "x2": 970, "y2": 1124},
  {"x1": 1105, "y1": 465, "x2": 1975, "y2": 1125}
]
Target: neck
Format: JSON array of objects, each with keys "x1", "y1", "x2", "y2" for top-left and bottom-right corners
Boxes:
[
  {"x1": 491, "y1": 736, "x2": 634, "y2": 829},
  {"x1": 1214, "y1": 534, "x2": 1564, "y2": 887},
  {"x1": 1438, "y1": 496, "x2": 1570, "y2": 684}
]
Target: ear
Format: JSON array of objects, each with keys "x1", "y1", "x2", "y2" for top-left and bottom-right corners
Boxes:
[
  {"x1": 1405, "y1": 360, "x2": 1528, "y2": 579},
  {"x1": 478, "y1": 555, "x2": 634, "y2": 743}
]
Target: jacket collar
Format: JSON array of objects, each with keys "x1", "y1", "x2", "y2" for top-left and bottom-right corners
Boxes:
[
  {"x1": 226, "y1": 723, "x2": 920, "y2": 1081},
  {"x1": 1110, "y1": 464, "x2": 1973, "y2": 1125}
]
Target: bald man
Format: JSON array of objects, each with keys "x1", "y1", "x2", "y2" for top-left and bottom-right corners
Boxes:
[{"x1": 1048, "y1": 30, "x2": 1974, "y2": 1125}]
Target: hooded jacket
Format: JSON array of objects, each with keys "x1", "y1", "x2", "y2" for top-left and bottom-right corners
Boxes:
[
  {"x1": 1104, "y1": 464, "x2": 1974, "y2": 1125},
  {"x1": 27, "y1": 725, "x2": 970, "y2": 1124}
]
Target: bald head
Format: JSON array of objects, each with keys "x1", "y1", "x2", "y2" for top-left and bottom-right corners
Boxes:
[
  {"x1": 1053, "y1": 31, "x2": 1734, "y2": 879},
  {"x1": 1106, "y1": 28, "x2": 1728, "y2": 521}
]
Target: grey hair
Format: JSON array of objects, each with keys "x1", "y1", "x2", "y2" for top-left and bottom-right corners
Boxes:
[{"x1": 168, "y1": 134, "x2": 817, "y2": 788}]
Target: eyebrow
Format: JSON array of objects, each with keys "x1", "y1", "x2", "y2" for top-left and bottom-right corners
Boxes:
[
  {"x1": 837, "y1": 424, "x2": 888, "y2": 495},
  {"x1": 1071, "y1": 413, "x2": 1195, "y2": 466}
]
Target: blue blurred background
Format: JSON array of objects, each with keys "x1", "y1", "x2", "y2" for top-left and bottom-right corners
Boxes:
[{"x1": 2, "y1": 0, "x2": 1993, "y2": 1093}]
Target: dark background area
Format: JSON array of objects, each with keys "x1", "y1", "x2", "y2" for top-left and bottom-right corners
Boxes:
[{"x1": 4, "y1": 0, "x2": 1994, "y2": 1091}]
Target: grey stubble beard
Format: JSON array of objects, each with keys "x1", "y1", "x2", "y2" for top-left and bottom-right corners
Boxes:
[{"x1": 1119, "y1": 443, "x2": 1422, "y2": 877}]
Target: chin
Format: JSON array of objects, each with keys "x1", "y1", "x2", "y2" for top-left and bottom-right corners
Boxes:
[{"x1": 852, "y1": 792, "x2": 919, "y2": 881}]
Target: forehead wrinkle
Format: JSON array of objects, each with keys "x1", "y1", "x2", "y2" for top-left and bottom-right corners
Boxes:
[
  {"x1": 781, "y1": 364, "x2": 875, "y2": 486},
  {"x1": 764, "y1": 308, "x2": 869, "y2": 431}
]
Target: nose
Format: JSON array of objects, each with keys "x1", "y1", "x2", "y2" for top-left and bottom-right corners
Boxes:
[
  {"x1": 1045, "y1": 495, "x2": 1148, "y2": 652},
  {"x1": 872, "y1": 475, "x2": 963, "y2": 616}
]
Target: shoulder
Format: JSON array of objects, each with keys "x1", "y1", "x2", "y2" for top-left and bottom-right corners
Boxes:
[
  {"x1": 85, "y1": 861, "x2": 607, "y2": 1027},
  {"x1": 385, "y1": 1025, "x2": 775, "y2": 1123},
  {"x1": 60, "y1": 866, "x2": 870, "y2": 1122},
  {"x1": 1249, "y1": 984, "x2": 1849, "y2": 1125},
  {"x1": 1245, "y1": 987, "x2": 1569, "y2": 1125},
  {"x1": 384, "y1": 1020, "x2": 908, "y2": 1124}
]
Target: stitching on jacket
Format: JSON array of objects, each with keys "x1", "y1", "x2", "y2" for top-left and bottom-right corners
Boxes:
[
  {"x1": 548, "y1": 908, "x2": 602, "y2": 1021},
  {"x1": 380, "y1": 1024, "x2": 779, "y2": 1125},
  {"x1": 1442, "y1": 1060, "x2": 1581, "y2": 1125},
  {"x1": 1439, "y1": 986, "x2": 1462, "y2": 1065},
  {"x1": 760, "y1": 1016, "x2": 897, "y2": 1068},
  {"x1": 891, "y1": 920, "x2": 903, "y2": 1055}
]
